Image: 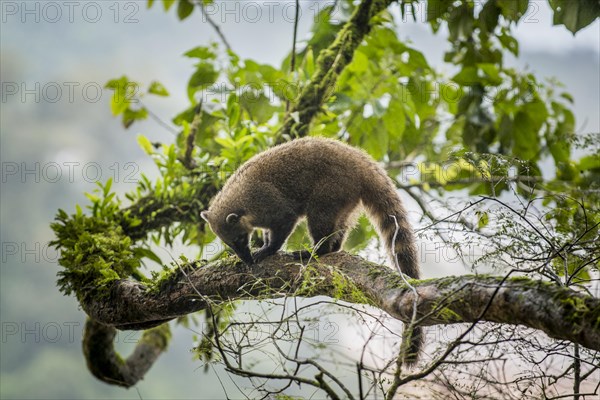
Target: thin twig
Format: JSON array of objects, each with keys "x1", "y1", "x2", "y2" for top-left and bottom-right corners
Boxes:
[
  {"x1": 196, "y1": 0, "x2": 232, "y2": 52},
  {"x1": 287, "y1": 0, "x2": 301, "y2": 113},
  {"x1": 290, "y1": 0, "x2": 300, "y2": 74},
  {"x1": 180, "y1": 102, "x2": 203, "y2": 170},
  {"x1": 385, "y1": 215, "x2": 420, "y2": 399},
  {"x1": 137, "y1": 98, "x2": 179, "y2": 135}
]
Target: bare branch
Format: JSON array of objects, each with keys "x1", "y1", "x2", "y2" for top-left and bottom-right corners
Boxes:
[{"x1": 195, "y1": 0, "x2": 232, "y2": 52}]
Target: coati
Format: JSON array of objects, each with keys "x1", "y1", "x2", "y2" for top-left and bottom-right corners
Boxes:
[
  {"x1": 201, "y1": 137, "x2": 422, "y2": 363},
  {"x1": 201, "y1": 137, "x2": 419, "y2": 276}
]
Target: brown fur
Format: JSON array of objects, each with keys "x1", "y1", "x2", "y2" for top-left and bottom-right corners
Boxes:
[
  {"x1": 202, "y1": 137, "x2": 418, "y2": 275},
  {"x1": 201, "y1": 136, "x2": 422, "y2": 364},
  {"x1": 202, "y1": 137, "x2": 419, "y2": 274}
]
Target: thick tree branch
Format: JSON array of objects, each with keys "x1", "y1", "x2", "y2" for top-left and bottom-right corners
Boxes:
[
  {"x1": 82, "y1": 319, "x2": 170, "y2": 388},
  {"x1": 80, "y1": 252, "x2": 599, "y2": 387},
  {"x1": 83, "y1": 252, "x2": 599, "y2": 347}
]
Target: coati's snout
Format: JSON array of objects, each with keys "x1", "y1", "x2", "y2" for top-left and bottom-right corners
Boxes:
[{"x1": 201, "y1": 211, "x2": 253, "y2": 264}]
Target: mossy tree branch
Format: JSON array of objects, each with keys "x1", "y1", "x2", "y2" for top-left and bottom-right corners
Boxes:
[
  {"x1": 80, "y1": 252, "x2": 599, "y2": 387},
  {"x1": 82, "y1": 319, "x2": 170, "y2": 388},
  {"x1": 280, "y1": 0, "x2": 396, "y2": 139},
  {"x1": 117, "y1": 183, "x2": 216, "y2": 241}
]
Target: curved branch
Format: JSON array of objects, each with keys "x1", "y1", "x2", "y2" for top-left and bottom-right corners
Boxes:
[
  {"x1": 83, "y1": 253, "x2": 599, "y2": 349},
  {"x1": 82, "y1": 319, "x2": 170, "y2": 388}
]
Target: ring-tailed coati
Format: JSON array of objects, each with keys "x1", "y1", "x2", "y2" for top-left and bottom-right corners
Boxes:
[{"x1": 201, "y1": 137, "x2": 422, "y2": 364}]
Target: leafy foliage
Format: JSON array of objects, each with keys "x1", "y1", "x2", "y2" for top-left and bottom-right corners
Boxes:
[
  {"x1": 48, "y1": 0, "x2": 600, "y2": 397},
  {"x1": 51, "y1": 0, "x2": 599, "y2": 297}
]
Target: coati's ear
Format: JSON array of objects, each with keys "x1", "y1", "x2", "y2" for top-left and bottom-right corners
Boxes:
[
  {"x1": 226, "y1": 213, "x2": 240, "y2": 224},
  {"x1": 200, "y1": 211, "x2": 210, "y2": 222}
]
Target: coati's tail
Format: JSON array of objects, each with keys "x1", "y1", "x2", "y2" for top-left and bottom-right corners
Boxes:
[
  {"x1": 361, "y1": 168, "x2": 419, "y2": 279},
  {"x1": 402, "y1": 326, "x2": 423, "y2": 366},
  {"x1": 362, "y1": 166, "x2": 422, "y2": 366}
]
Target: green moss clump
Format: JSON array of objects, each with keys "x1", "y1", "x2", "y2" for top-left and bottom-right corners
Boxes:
[
  {"x1": 555, "y1": 290, "x2": 599, "y2": 332},
  {"x1": 50, "y1": 209, "x2": 143, "y2": 300},
  {"x1": 296, "y1": 265, "x2": 326, "y2": 297},
  {"x1": 330, "y1": 269, "x2": 373, "y2": 304},
  {"x1": 296, "y1": 264, "x2": 373, "y2": 305},
  {"x1": 145, "y1": 259, "x2": 207, "y2": 295},
  {"x1": 434, "y1": 307, "x2": 462, "y2": 323}
]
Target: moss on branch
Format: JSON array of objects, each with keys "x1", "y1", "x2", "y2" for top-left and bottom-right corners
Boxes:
[{"x1": 280, "y1": 0, "x2": 396, "y2": 139}]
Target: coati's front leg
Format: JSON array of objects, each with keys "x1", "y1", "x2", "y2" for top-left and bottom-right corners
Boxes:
[{"x1": 252, "y1": 220, "x2": 296, "y2": 263}]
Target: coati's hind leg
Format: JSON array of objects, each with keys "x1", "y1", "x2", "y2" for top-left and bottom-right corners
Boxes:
[{"x1": 294, "y1": 206, "x2": 350, "y2": 261}]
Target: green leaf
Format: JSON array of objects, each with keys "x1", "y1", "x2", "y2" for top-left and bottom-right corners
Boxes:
[
  {"x1": 122, "y1": 108, "x2": 148, "y2": 129},
  {"x1": 133, "y1": 247, "x2": 163, "y2": 264},
  {"x1": 560, "y1": 92, "x2": 574, "y2": 103},
  {"x1": 177, "y1": 0, "x2": 194, "y2": 20},
  {"x1": 352, "y1": 117, "x2": 387, "y2": 159},
  {"x1": 550, "y1": 0, "x2": 600, "y2": 34},
  {"x1": 452, "y1": 67, "x2": 478, "y2": 86},
  {"x1": 188, "y1": 63, "x2": 219, "y2": 100},
  {"x1": 162, "y1": 0, "x2": 175, "y2": 11},
  {"x1": 427, "y1": 0, "x2": 451, "y2": 22},
  {"x1": 498, "y1": 114, "x2": 513, "y2": 151},
  {"x1": 103, "y1": 178, "x2": 113, "y2": 197},
  {"x1": 239, "y1": 93, "x2": 278, "y2": 124},
  {"x1": 497, "y1": 0, "x2": 529, "y2": 21},
  {"x1": 523, "y1": 100, "x2": 548, "y2": 132},
  {"x1": 227, "y1": 98, "x2": 240, "y2": 128},
  {"x1": 85, "y1": 192, "x2": 100, "y2": 204},
  {"x1": 448, "y1": 4, "x2": 474, "y2": 41},
  {"x1": 148, "y1": 81, "x2": 170, "y2": 97},
  {"x1": 184, "y1": 46, "x2": 217, "y2": 60},
  {"x1": 104, "y1": 77, "x2": 123, "y2": 90},
  {"x1": 479, "y1": 1, "x2": 501, "y2": 33},
  {"x1": 105, "y1": 76, "x2": 141, "y2": 117},
  {"x1": 110, "y1": 92, "x2": 129, "y2": 115},
  {"x1": 383, "y1": 97, "x2": 406, "y2": 141},
  {"x1": 546, "y1": 102, "x2": 574, "y2": 164},
  {"x1": 137, "y1": 135, "x2": 154, "y2": 155},
  {"x1": 579, "y1": 155, "x2": 600, "y2": 171},
  {"x1": 214, "y1": 137, "x2": 235, "y2": 149},
  {"x1": 477, "y1": 211, "x2": 489, "y2": 229},
  {"x1": 147, "y1": 0, "x2": 155, "y2": 8},
  {"x1": 498, "y1": 32, "x2": 519, "y2": 56},
  {"x1": 513, "y1": 110, "x2": 540, "y2": 161},
  {"x1": 477, "y1": 63, "x2": 503, "y2": 86}
]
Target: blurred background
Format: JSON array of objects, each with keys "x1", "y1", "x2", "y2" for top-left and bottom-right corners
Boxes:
[{"x1": 1, "y1": 1, "x2": 598, "y2": 398}]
